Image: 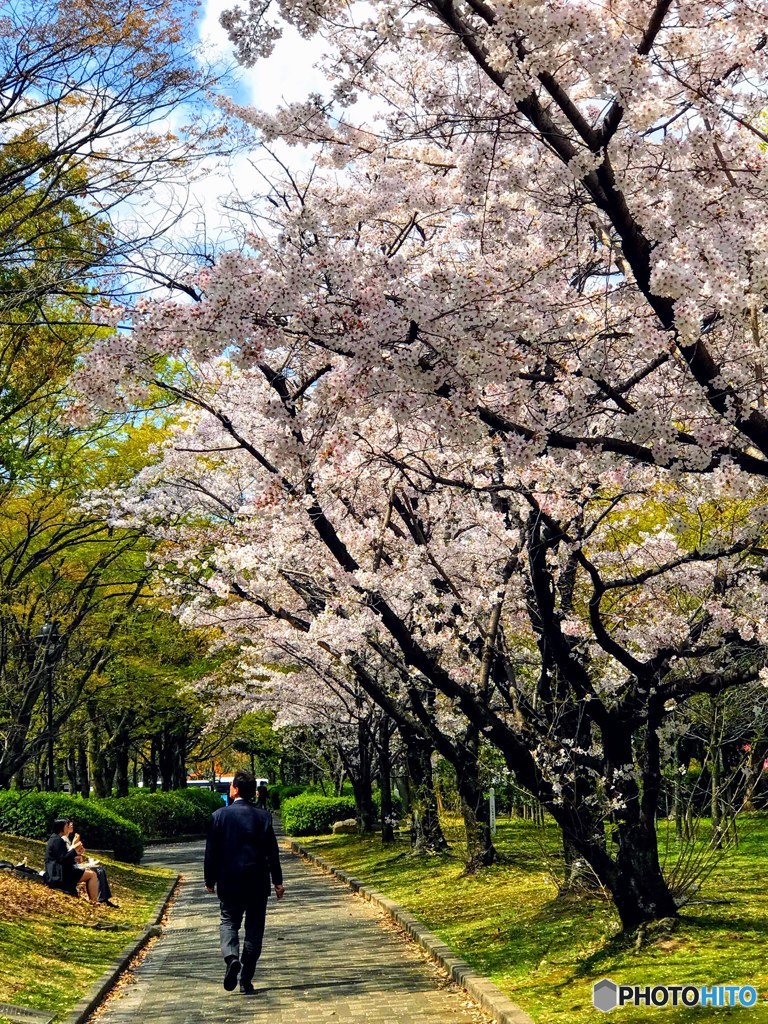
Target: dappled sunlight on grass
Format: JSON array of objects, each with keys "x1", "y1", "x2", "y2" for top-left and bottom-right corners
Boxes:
[{"x1": 302, "y1": 816, "x2": 768, "y2": 1023}]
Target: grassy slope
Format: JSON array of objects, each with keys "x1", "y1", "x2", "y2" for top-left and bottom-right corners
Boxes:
[
  {"x1": 0, "y1": 834, "x2": 174, "y2": 1023},
  {"x1": 301, "y1": 816, "x2": 768, "y2": 1024}
]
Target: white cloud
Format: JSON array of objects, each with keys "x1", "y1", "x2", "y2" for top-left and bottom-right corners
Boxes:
[
  {"x1": 199, "y1": 0, "x2": 332, "y2": 110},
  {"x1": 118, "y1": 0, "x2": 381, "y2": 281}
]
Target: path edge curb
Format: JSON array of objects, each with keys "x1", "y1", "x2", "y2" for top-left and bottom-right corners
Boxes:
[
  {"x1": 289, "y1": 840, "x2": 535, "y2": 1024},
  {"x1": 62, "y1": 873, "x2": 181, "y2": 1024}
]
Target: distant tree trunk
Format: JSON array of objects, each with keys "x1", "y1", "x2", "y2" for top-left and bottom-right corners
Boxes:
[
  {"x1": 351, "y1": 773, "x2": 376, "y2": 832},
  {"x1": 157, "y1": 725, "x2": 187, "y2": 790},
  {"x1": 742, "y1": 739, "x2": 768, "y2": 811},
  {"x1": 65, "y1": 748, "x2": 78, "y2": 795},
  {"x1": 379, "y1": 719, "x2": 395, "y2": 843},
  {"x1": 708, "y1": 696, "x2": 725, "y2": 848},
  {"x1": 109, "y1": 717, "x2": 132, "y2": 798},
  {"x1": 172, "y1": 754, "x2": 187, "y2": 789},
  {"x1": 146, "y1": 739, "x2": 159, "y2": 793},
  {"x1": 673, "y1": 747, "x2": 684, "y2": 839},
  {"x1": 78, "y1": 746, "x2": 90, "y2": 798},
  {"x1": 89, "y1": 726, "x2": 112, "y2": 798}
]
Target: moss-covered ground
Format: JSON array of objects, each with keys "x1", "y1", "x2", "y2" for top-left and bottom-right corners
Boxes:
[
  {"x1": 0, "y1": 833, "x2": 174, "y2": 1023},
  {"x1": 300, "y1": 815, "x2": 768, "y2": 1024}
]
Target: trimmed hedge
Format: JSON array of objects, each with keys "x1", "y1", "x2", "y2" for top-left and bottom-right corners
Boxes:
[
  {"x1": 174, "y1": 787, "x2": 225, "y2": 814},
  {"x1": 0, "y1": 792, "x2": 143, "y2": 863},
  {"x1": 268, "y1": 784, "x2": 307, "y2": 811},
  {"x1": 101, "y1": 792, "x2": 211, "y2": 839},
  {"x1": 281, "y1": 794, "x2": 357, "y2": 836}
]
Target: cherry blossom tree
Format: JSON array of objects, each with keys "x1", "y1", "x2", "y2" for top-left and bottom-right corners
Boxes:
[{"x1": 79, "y1": 2, "x2": 768, "y2": 928}]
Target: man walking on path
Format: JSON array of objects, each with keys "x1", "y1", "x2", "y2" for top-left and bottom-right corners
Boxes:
[{"x1": 204, "y1": 769, "x2": 285, "y2": 994}]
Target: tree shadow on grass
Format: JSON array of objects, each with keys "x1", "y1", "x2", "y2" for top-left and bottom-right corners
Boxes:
[
  {"x1": 681, "y1": 912, "x2": 768, "y2": 937},
  {"x1": 558, "y1": 906, "x2": 768, "y2": 989},
  {"x1": 469, "y1": 892, "x2": 619, "y2": 980}
]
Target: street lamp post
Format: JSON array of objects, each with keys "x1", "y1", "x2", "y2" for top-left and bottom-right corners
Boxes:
[{"x1": 35, "y1": 620, "x2": 62, "y2": 792}]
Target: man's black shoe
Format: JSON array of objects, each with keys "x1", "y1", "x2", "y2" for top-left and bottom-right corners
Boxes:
[
  {"x1": 223, "y1": 958, "x2": 241, "y2": 991},
  {"x1": 240, "y1": 981, "x2": 256, "y2": 995}
]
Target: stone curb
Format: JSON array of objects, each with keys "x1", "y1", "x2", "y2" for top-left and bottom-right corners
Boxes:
[
  {"x1": 61, "y1": 873, "x2": 181, "y2": 1024},
  {"x1": 289, "y1": 840, "x2": 535, "y2": 1024}
]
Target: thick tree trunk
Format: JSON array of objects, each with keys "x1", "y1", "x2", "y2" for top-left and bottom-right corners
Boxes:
[
  {"x1": 556, "y1": 715, "x2": 677, "y2": 930},
  {"x1": 559, "y1": 817, "x2": 677, "y2": 930},
  {"x1": 456, "y1": 732, "x2": 496, "y2": 869},
  {"x1": 352, "y1": 774, "x2": 376, "y2": 832},
  {"x1": 403, "y1": 733, "x2": 448, "y2": 853},
  {"x1": 91, "y1": 758, "x2": 112, "y2": 797},
  {"x1": 157, "y1": 725, "x2": 187, "y2": 790},
  {"x1": 354, "y1": 720, "x2": 376, "y2": 833},
  {"x1": 89, "y1": 726, "x2": 112, "y2": 797},
  {"x1": 114, "y1": 744, "x2": 130, "y2": 797},
  {"x1": 613, "y1": 823, "x2": 678, "y2": 928}
]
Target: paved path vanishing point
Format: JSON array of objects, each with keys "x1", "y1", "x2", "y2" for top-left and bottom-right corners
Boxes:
[{"x1": 92, "y1": 839, "x2": 491, "y2": 1024}]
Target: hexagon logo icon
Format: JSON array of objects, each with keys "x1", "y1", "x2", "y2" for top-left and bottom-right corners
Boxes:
[{"x1": 593, "y1": 978, "x2": 619, "y2": 1012}]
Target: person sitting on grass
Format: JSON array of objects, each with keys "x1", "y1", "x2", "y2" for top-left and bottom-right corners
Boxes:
[
  {"x1": 61, "y1": 819, "x2": 119, "y2": 908},
  {"x1": 44, "y1": 817, "x2": 100, "y2": 904}
]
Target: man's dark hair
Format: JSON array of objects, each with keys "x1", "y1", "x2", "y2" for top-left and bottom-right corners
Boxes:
[
  {"x1": 232, "y1": 770, "x2": 256, "y2": 802},
  {"x1": 52, "y1": 817, "x2": 71, "y2": 834}
]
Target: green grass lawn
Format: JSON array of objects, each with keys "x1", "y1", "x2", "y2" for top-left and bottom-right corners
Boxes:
[
  {"x1": 299, "y1": 815, "x2": 768, "y2": 1024},
  {"x1": 0, "y1": 833, "x2": 175, "y2": 1024}
]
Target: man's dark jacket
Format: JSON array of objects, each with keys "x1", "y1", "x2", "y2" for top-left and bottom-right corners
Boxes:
[{"x1": 204, "y1": 799, "x2": 283, "y2": 902}]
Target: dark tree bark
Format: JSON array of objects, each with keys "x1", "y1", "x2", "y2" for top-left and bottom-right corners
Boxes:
[
  {"x1": 89, "y1": 725, "x2": 112, "y2": 797},
  {"x1": 379, "y1": 717, "x2": 395, "y2": 843},
  {"x1": 157, "y1": 724, "x2": 188, "y2": 791},
  {"x1": 65, "y1": 748, "x2": 78, "y2": 795},
  {"x1": 402, "y1": 730, "x2": 448, "y2": 853},
  {"x1": 77, "y1": 746, "x2": 89, "y2": 799},
  {"x1": 352, "y1": 719, "x2": 376, "y2": 833},
  {"x1": 456, "y1": 732, "x2": 497, "y2": 870},
  {"x1": 145, "y1": 739, "x2": 159, "y2": 793}
]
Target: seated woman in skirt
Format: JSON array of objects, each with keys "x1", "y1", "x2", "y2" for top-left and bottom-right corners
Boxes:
[
  {"x1": 44, "y1": 817, "x2": 99, "y2": 903},
  {"x1": 64, "y1": 820, "x2": 118, "y2": 907}
]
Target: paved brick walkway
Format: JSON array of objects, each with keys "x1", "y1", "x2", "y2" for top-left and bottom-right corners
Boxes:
[{"x1": 93, "y1": 840, "x2": 488, "y2": 1024}]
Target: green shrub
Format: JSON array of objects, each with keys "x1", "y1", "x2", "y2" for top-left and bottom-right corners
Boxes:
[
  {"x1": 0, "y1": 792, "x2": 143, "y2": 863},
  {"x1": 268, "y1": 784, "x2": 307, "y2": 810},
  {"x1": 173, "y1": 787, "x2": 225, "y2": 814},
  {"x1": 281, "y1": 794, "x2": 357, "y2": 836},
  {"x1": 100, "y1": 792, "x2": 210, "y2": 839}
]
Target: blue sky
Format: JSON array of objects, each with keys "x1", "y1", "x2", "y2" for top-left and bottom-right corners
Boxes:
[{"x1": 198, "y1": 0, "x2": 331, "y2": 110}]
